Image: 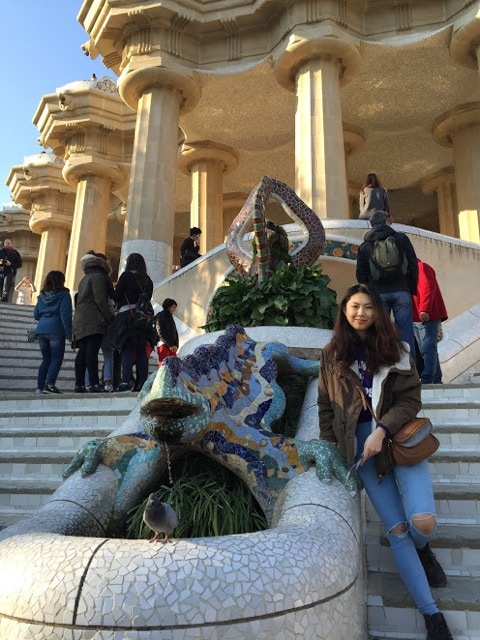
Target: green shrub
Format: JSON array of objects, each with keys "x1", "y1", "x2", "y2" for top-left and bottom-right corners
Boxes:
[{"x1": 203, "y1": 264, "x2": 337, "y2": 332}]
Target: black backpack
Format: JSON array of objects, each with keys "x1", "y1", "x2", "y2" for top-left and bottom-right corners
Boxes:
[
  {"x1": 132, "y1": 289, "x2": 154, "y2": 331},
  {"x1": 369, "y1": 234, "x2": 408, "y2": 282}
]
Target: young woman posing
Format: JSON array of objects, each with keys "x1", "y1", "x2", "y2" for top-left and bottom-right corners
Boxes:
[{"x1": 318, "y1": 283, "x2": 453, "y2": 640}]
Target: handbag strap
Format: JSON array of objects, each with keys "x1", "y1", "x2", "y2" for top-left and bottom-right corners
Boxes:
[
  {"x1": 356, "y1": 386, "x2": 379, "y2": 423},
  {"x1": 125, "y1": 294, "x2": 135, "y2": 317},
  {"x1": 133, "y1": 273, "x2": 144, "y2": 292}
]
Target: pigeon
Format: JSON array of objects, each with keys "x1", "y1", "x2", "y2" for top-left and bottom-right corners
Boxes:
[{"x1": 143, "y1": 493, "x2": 179, "y2": 544}]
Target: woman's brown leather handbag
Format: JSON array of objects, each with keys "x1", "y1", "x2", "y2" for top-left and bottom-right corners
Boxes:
[
  {"x1": 388, "y1": 417, "x2": 439, "y2": 466},
  {"x1": 359, "y1": 388, "x2": 439, "y2": 466}
]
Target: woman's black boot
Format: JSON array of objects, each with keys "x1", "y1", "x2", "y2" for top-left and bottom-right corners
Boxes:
[
  {"x1": 424, "y1": 612, "x2": 454, "y2": 640},
  {"x1": 417, "y1": 543, "x2": 447, "y2": 587}
]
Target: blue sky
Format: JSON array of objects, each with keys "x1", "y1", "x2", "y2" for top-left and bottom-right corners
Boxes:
[{"x1": 0, "y1": 2, "x2": 114, "y2": 205}]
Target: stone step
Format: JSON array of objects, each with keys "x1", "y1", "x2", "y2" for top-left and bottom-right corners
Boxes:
[
  {"x1": 421, "y1": 384, "x2": 480, "y2": 402},
  {"x1": 367, "y1": 573, "x2": 480, "y2": 639},
  {"x1": 0, "y1": 447, "x2": 87, "y2": 482},
  {"x1": 0, "y1": 392, "x2": 139, "y2": 410}
]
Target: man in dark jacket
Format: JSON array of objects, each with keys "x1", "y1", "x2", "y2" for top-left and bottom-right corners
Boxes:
[
  {"x1": 180, "y1": 227, "x2": 202, "y2": 268},
  {"x1": 356, "y1": 211, "x2": 419, "y2": 358},
  {"x1": 0, "y1": 238, "x2": 22, "y2": 302}
]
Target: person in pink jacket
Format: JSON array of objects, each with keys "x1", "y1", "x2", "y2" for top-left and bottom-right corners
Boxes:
[{"x1": 412, "y1": 259, "x2": 448, "y2": 384}]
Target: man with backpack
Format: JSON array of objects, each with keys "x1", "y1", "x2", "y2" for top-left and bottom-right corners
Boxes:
[{"x1": 356, "y1": 210, "x2": 419, "y2": 358}]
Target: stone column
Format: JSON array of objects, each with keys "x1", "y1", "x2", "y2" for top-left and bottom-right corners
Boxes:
[
  {"x1": 6, "y1": 153, "x2": 75, "y2": 291},
  {"x1": 178, "y1": 141, "x2": 238, "y2": 253},
  {"x1": 421, "y1": 169, "x2": 458, "y2": 238},
  {"x1": 63, "y1": 163, "x2": 124, "y2": 289},
  {"x1": 274, "y1": 33, "x2": 360, "y2": 219},
  {"x1": 344, "y1": 124, "x2": 365, "y2": 219},
  {"x1": 118, "y1": 65, "x2": 201, "y2": 283},
  {"x1": 432, "y1": 104, "x2": 480, "y2": 243}
]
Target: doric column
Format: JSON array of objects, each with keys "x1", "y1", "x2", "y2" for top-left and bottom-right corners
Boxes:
[
  {"x1": 432, "y1": 103, "x2": 480, "y2": 243},
  {"x1": 33, "y1": 77, "x2": 133, "y2": 289},
  {"x1": 118, "y1": 64, "x2": 201, "y2": 283},
  {"x1": 64, "y1": 172, "x2": 114, "y2": 289},
  {"x1": 343, "y1": 124, "x2": 365, "y2": 219},
  {"x1": 274, "y1": 33, "x2": 360, "y2": 219},
  {"x1": 421, "y1": 169, "x2": 458, "y2": 238},
  {"x1": 178, "y1": 141, "x2": 238, "y2": 253},
  {"x1": 6, "y1": 153, "x2": 76, "y2": 291}
]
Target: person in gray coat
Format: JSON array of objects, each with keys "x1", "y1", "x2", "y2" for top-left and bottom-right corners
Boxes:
[
  {"x1": 73, "y1": 251, "x2": 114, "y2": 393},
  {"x1": 359, "y1": 173, "x2": 391, "y2": 220}
]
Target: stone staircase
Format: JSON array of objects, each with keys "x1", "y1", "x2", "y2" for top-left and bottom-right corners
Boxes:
[
  {"x1": 367, "y1": 384, "x2": 480, "y2": 640},
  {"x1": 0, "y1": 303, "x2": 479, "y2": 639},
  {"x1": 0, "y1": 302, "x2": 140, "y2": 529},
  {"x1": 0, "y1": 302, "x2": 78, "y2": 392}
]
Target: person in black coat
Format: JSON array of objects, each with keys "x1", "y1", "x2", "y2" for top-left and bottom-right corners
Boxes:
[
  {"x1": 112, "y1": 253, "x2": 154, "y2": 392},
  {"x1": 0, "y1": 238, "x2": 22, "y2": 302},
  {"x1": 155, "y1": 298, "x2": 179, "y2": 364},
  {"x1": 180, "y1": 227, "x2": 202, "y2": 268}
]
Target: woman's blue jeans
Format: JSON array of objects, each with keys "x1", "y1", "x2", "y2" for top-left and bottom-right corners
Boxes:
[
  {"x1": 355, "y1": 421, "x2": 439, "y2": 615},
  {"x1": 37, "y1": 334, "x2": 66, "y2": 389}
]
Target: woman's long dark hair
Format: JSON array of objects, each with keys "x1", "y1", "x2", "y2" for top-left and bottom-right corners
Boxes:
[
  {"x1": 361, "y1": 172, "x2": 381, "y2": 190},
  {"x1": 327, "y1": 283, "x2": 405, "y2": 373},
  {"x1": 41, "y1": 271, "x2": 65, "y2": 293},
  {"x1": 125, "y1": 253, "x2": 148, "y2": 287}
]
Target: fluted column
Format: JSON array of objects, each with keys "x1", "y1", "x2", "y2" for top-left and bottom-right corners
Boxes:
[
  {"x1": 421, "y1": 169, "x2": 458, "y2": 238},
  {"x1": 118, "y1": 65, "x2": 200, "y2": 283},
  {"x1": 274, "y1": 34, "x2": 360, "y2": 219},
  {"x1": 67, "y1": 174, "x2": 112, "y2": 287},
  {"x1": 179, "y1": 141, "x2": 238, "y2": 253},
  {"x1": 432, "y1": 104, "x2": 480, "y2": 243}
]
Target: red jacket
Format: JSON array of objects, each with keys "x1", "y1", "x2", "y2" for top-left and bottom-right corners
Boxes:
[{"x1": 412, "y1": 260, "x2": 448, "y2": 322}]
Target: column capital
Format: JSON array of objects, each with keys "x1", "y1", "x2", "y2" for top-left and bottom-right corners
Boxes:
[
  {"x1": 421, "y1": 167, "x2": 455, "y2": 195},
  {"x1": 118, "y1": 59, "x2": 201, "y2": 114},
  {"x1": 450, "y1": 15, "x2": 480, "y2": 69},
  {"x1": 6, "y1": 154, "x2": 76, "y2": 234},
  {"x1": 178, "y1": 140, "x2": 238, "y2": 175},
  {"x1": 432, "y1": 102, "x2": 480, "y2": 146},
  {"x1": 273, "y1": 31, "x2": 360, "y2": 93},
  {"x1": 62, "y1": 157, "x2": 129, "y2": 191}
]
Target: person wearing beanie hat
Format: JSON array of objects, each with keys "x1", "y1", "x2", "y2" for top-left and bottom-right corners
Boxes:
[{"x1": 73, "y1": 251, "x2": 115, "y2": 392}]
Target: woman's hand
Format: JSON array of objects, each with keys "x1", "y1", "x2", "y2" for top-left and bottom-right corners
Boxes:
[{"x1": 359, "y1": 427, "x2": 386, "y2": 464}]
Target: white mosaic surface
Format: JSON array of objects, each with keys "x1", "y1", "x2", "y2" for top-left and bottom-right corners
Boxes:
[{"x1": 0, "y1": 471, "x2": 364, "y2": 639}]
